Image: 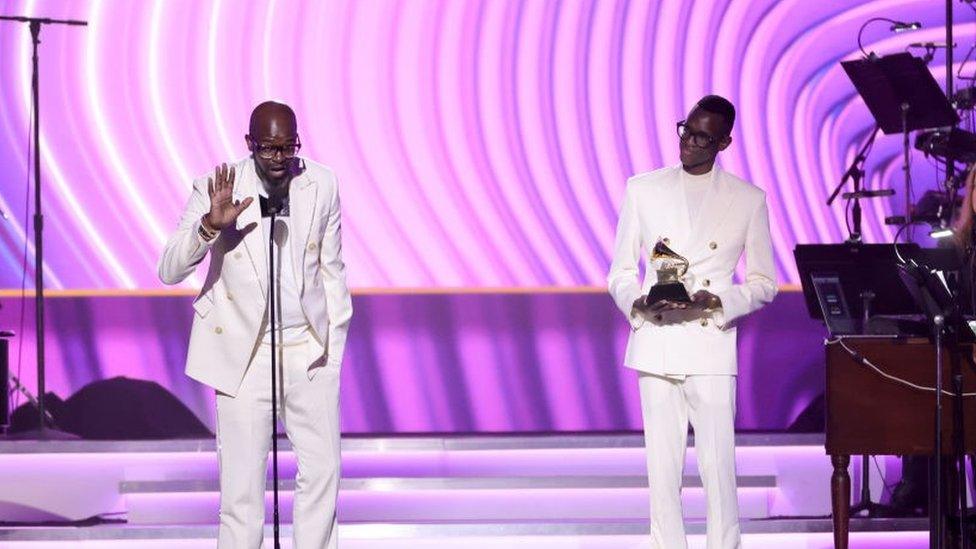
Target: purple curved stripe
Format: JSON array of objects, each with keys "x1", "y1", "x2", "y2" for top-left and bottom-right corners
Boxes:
[
  {"x1": 332, "y1": 2, "x2": 411, "y2": 286},
  {"x1": 0, "y1": 1, "x2": 971, "y2": 288},
  {"x1": 566, "y1": 0, "x2": 619, "y2": 271},
  {"x1": 606, "y1": 0, "x2": 634, "y2": 203},
  {"x1": 383, "y1": 1, "x2": 476, "y2": 284},
  {"x1": 461, "y1": 0, "x2": 553, "y2": 284},
  {"x1": 518, "y1": 0, "x2": 600, "y2": 282},
  {"x1": 427, "y1": 1, "x2": 519, "y2": 284},
  {"x1": 499, "y1": 1, "x2": 572, "y2": 282}
]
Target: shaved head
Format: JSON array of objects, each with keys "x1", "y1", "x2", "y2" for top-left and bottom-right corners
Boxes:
[
  {"x1": 245, "y1": 101, "x2": 300, "y2": 186},
  {"x1": 248, "y1": 101, "x2": 297, "y2": 136}
]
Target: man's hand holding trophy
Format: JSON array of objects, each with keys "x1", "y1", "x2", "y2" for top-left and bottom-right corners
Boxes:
[{"x1": 632, "y1": 239, "x2": 722, "y2": 323}]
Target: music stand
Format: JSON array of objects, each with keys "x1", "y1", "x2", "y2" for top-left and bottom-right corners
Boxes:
[
  {"x1": 794, "y1": 243, "x2": 959, "y2": 336},
  {"x1": 842, "y1": 52, "x2": 957, "y2": 134},
  {"x1": 898, "y1": 259, "x2": 973, "y2": 548},
  {"x1": 841, "y1": 52, "x2": 960, "y2": 228},
  {"x1": 795, "y1": 242, "x2": 964, "y2": 520}
]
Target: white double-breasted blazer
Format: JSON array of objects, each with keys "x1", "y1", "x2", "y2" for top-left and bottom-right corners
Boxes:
[
  {"x1": 158, "y1": 157, "x2": 353, "y2": 396},
  {"x1": 607, "y1": 165, "x2": 777, "y2": 376}
]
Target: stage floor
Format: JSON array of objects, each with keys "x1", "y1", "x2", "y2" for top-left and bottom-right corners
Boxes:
[{"x1": 0, "y1": 433, "x2": 930, "y2": 548}]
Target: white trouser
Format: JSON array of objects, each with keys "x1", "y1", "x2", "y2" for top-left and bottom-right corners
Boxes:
[
  {"x1": 638, "y1": 373, "x2": 740, "y2": 549},
  {"x1": 216, "y1": 338, "x2": 341, "y2": 549}
]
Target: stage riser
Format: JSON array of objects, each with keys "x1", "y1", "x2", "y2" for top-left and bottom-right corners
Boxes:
[
  {"x1": 0, "y1": 531, "x2": 933, "y2": 548},
  {"x1": 0, "y1": 438, "x2": 833, "y2": 524},
  {"x1": 124, "y1": 487, "x2": 775, "y2": 524},
  {"x1": 116, "y1": 446, "x2": 823, "y2": 479},
  {"x1": 7, "y1": 435, "x2": 922, "y2": 548}
]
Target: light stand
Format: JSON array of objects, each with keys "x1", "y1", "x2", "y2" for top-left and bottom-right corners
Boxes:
[{"x1": 0, "y1": 15, "x2": 86, "y2": 437}]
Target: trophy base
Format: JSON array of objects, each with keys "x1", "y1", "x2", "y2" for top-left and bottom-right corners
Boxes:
[{"x1": 647, "y1": 282, "x2": 691, "y2": 305}]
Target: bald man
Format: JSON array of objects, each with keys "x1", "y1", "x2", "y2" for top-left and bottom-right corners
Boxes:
[{"x1": 159, "y1": 101, "x2": 352, "y2": 548}]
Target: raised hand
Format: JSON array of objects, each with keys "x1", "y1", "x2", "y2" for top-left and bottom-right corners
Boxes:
[{"x1": 203, "y1": 163, "x2": 253, "y2": 231}]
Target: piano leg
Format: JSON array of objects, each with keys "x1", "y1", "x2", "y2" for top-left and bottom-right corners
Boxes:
[{"x1": 832, "y1": 454, "x2": 851, "y2": 549}]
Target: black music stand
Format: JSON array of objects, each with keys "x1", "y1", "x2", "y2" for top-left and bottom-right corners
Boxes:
[
  {"x1": 898, "y1": 259, "x2": 974, "y2": 548},
  {"x1": 841, "y1": 52, "x2": 957, "y2": 135},
  {"x1": 794, "y1": 243, "x2": 964, "y2": 520},
  {"x1": 794, "y1": 243, "x2": 958, "y2": 336},
  {"x1": 840, "y1": 52, "x2": 959, "y2": 228}
]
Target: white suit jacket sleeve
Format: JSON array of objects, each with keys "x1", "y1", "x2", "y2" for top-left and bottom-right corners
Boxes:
[
  {"x1": 320, "y1": 177, "x2": 353, "y2": 367},
  {"x1": 713, "y1": 194, "x2": 778, "y2": 327},
  {"x1": 607, "y1": 183, "x2": 644, "y2": 329},
  {"x1": 158, "y1": 179, "x2": 214, "y2": 285}
]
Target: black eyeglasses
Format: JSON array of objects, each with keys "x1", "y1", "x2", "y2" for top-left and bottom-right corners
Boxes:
[
  {"x1": 676, "y1": 121, "x2": 723, "y2": 147},
  {"x1": 251, "y1": 136, "x2": 302, "y2": 159}
]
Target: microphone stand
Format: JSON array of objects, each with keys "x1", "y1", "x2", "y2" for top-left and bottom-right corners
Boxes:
[
  {"x1": 901, "y1": 102, "x2": 914, "y2": 241},
  {"x1": 944, "y1": 4, "x2": 971, "y2": 544},
  {"x1": 0, "y1": 15, "x2": 86, "y2": 439},
  {"x1": 933, "y1": 315, "x2": 946, "y2": 549},
  {"x1": 827, "y1": 124, "x2": 896, "y2": 518},
  {"x1": 827, "y1": 125, "x2": 881, "y2": 243},
  {"x1": 267, "y1": 201, "x2": 283, "y2": 549}
]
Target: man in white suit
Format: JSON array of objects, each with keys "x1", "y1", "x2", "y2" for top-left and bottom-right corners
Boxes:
[
  {"x1": 159, "y1": 101, "x2": 352, "y2": 549},
  {"x1": 607, "y1": 95, "x2": 777, "y2": 549}
]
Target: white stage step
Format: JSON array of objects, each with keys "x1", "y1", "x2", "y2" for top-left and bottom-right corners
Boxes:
[
  {"x1": 0, "y1": 519, "x2": 931, "y2": 548},
  {"x1": 0, "y1": 433, "x2": 917, "y2": 548},
  {"x1": 120, "y1": 475, "x2": 777, "y2": 524}
]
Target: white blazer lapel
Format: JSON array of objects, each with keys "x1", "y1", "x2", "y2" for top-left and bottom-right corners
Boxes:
[
  {"x1": 234, "y1": 159, "x2": 267, "y2": 295},
  {"x1": 288, "y1": 168, "x2": 318, "y2": 296}
]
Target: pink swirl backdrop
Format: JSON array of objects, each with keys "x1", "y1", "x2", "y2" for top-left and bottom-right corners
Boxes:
[{"x1": 0, "y1": 0, "x2": 968, "y2": 289}]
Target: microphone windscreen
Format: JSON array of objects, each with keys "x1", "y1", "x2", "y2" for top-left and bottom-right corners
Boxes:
[
  {"x1": 288, "y1": 157, "x2": 306, "y2": 177},
  {"x1": 272, "y1": 218, "x2": 289, "y2": 247}
]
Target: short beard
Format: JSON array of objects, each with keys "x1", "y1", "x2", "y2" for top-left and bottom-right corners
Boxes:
[{"x1": 254, "y1": 156, "x2": 291, "y2": 188}]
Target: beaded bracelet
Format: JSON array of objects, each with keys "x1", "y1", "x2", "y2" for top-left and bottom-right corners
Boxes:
[{"x1": 198, "y1": 216, "x2": 218, "y2": 241}]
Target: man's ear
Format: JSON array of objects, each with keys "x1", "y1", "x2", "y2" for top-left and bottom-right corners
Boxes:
[
  {"x1": 244, "y1": 135, "x2": 254, "y2": 152},
  {"x1": 718, "y1": 135, "x2": 732, "y2": 152}
]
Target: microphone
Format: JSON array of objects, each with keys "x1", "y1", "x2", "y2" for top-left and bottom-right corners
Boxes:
[
  {"x1": 890, "y1": 21, "x2": 921, "y2": 32},
  {"x1": 287, "y1": 157, "x2": 306, "y2": 177},
  {"x1": 260, "y1": 194, "x2": 290, "y2": 218},
  {"x1": 272, "y1": 217, "x2": 289, "y2": 247}
]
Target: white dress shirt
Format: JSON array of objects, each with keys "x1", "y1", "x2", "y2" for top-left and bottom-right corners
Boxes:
[
  {"x1": 258, "y1": 184, "x2": 311, "y2": 345},
  {"x1": 682, "y1": 168, "x2": 714, "y2": 228}
]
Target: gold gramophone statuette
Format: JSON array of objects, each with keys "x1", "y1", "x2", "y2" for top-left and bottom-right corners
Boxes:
[{"x1": 646, "y1": 239, "x2": 692, "y2": 305}]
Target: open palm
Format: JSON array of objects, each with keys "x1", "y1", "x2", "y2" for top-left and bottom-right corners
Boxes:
[{"x1": 206, "y1": 163, "x2": 253, "y2": 230}]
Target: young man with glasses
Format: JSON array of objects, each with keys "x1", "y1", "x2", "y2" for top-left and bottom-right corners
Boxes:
[
  {"x1": 607, "y1": 95, "x2": 777, "y2": 549},
  {"x1": 159, "y1": 101, "x2": 352, "y2": 549}
]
